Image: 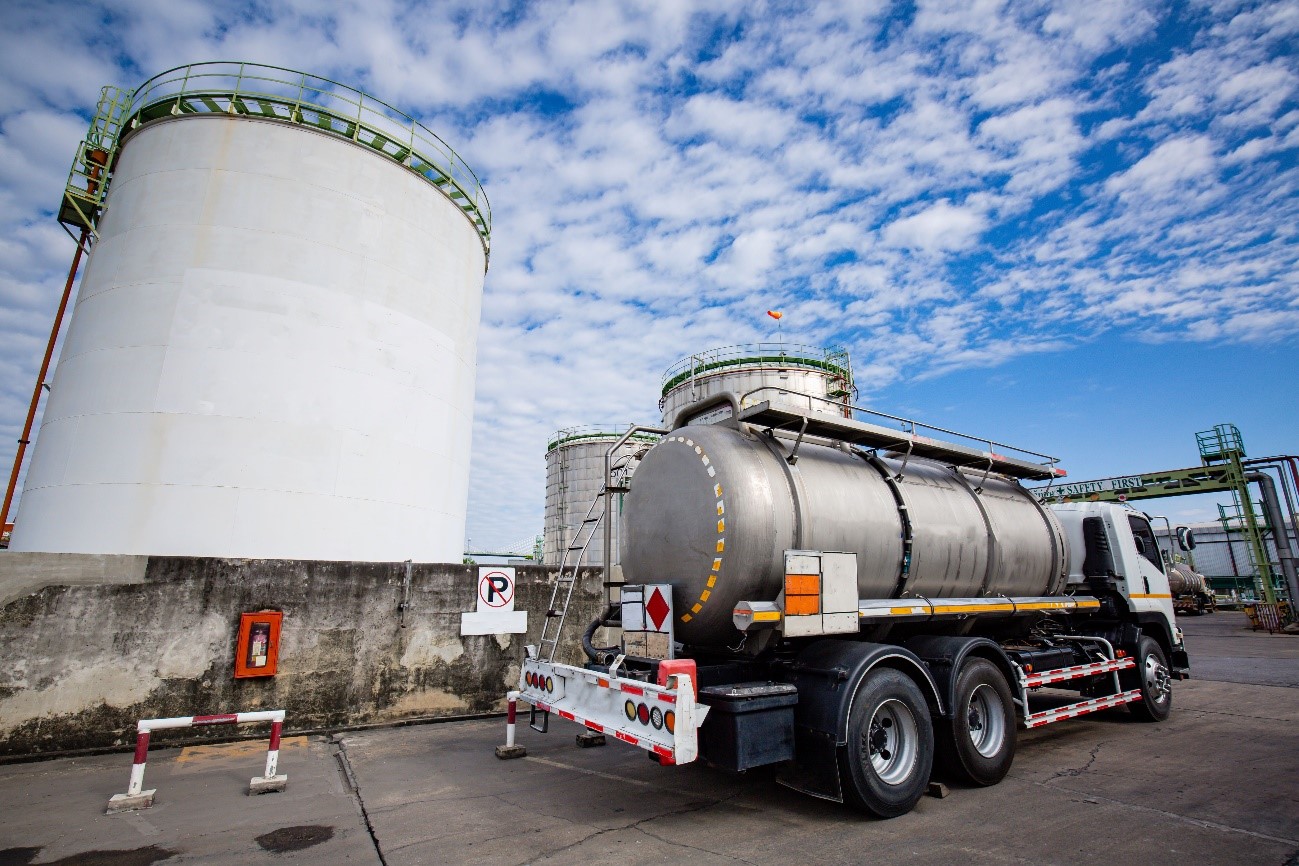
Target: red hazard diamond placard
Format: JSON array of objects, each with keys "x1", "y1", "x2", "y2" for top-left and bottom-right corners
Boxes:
[{"x1": 646, "y1": 587, "x2": 671, "y2": 631}]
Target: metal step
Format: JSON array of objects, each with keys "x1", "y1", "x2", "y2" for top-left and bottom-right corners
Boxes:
[
  {"x1": 1023, "y1": 657, "x2": 1134, "y2": 688},
  {"x1": 1025, "y1": 690, "x2": 1142, "y2": 728}
]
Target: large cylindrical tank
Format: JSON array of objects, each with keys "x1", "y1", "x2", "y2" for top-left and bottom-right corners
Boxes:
[
  {"x1": 10, "y1": 64, "x2": 489, "y2": 561},
  {"x1": 660, "y1": 344, "x2": 853, "y2": 428},
  {"x1": 622, "y1": 424, "x2": 1066, "y2": 646},
  {"x1": 543, "y1": 427, "x2": 658, "y2": 566}
]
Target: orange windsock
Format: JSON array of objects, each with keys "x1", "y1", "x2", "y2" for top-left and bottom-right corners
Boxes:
[{"x1": 767, "y1": 310, "x2": 783, "y2": 320}]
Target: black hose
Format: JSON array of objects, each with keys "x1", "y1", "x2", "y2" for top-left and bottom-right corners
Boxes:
[{"x1": 583, "y1": 604, "x2": 621, "y2": 663}]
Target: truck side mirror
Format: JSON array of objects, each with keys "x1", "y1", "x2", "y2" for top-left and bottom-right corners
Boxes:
[{"x1": 1176, "y1": 526, "x2": 1195, "y2": 551}]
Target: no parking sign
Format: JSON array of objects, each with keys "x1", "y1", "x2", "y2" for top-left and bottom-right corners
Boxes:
[
  {"x1": 461, "y1": 567, "x2": 528, "y2": 636},
  {"x1": 478, "y1": 570, "x2": 515, "y2": 609}
]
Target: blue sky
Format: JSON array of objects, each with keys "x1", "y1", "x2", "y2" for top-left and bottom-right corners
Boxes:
[{"x1": 1, "y1": 0, "x2": 1296, "y2": 552}]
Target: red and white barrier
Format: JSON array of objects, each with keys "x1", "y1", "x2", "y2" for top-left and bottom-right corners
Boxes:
[
  {"x1": 494, "y1": 691, "x2": 527, "y2": 759},
  {"x1": 107, "y1": 710, "x2": 288, "y2": 813}
]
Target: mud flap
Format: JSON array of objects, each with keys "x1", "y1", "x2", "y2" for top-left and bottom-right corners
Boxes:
[{"x1": 776, "y1": 728, "x2": 843, "y2": 802}]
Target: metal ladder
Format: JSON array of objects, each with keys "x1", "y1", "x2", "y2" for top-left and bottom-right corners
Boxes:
[
  {"x1": 59, "y1": 86, "x2": 131, "y2": 234},
  {"x1": 538, "y1": 488, "x2": 606, "y2": 662}
]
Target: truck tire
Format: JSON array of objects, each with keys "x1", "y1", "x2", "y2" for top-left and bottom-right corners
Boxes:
[
  {"x1": 839, "y1": 667, "x2": 934, "y2": 818},
  {"x1": 1125, "y1": 636, "x2": 1172, "y2": 722},
  {"x1": 935, "y1": 658, "x2": 1017, "y2": 786}
]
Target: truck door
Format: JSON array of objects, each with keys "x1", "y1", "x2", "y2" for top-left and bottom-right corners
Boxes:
[{"x1": 1124, "y1": 514, "x2": 1175, "y2": 618}]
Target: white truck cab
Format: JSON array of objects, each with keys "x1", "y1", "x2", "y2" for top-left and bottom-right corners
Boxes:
[{"x1": 1050, "y1": 501, "x2": 1188, "y2": 674}]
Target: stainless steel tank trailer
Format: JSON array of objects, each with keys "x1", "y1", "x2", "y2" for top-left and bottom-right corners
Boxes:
[{"x1": 507, "y1": 390, "x2": 1189, "y2": 819}]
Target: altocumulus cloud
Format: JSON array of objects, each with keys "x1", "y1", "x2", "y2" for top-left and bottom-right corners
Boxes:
[{"x1": 0, "y1": 0, "x2": 1294, "y2": 550}]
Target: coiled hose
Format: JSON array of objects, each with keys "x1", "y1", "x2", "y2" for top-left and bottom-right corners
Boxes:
[{"x1": 583, "y1": 604, "x2": 621, "y2": 664}]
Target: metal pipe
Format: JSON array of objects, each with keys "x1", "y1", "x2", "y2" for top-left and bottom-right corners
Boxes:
[
  {"x1": 1, "y1": 228, "x2": 89, "y2": 540},
  {"x1": 1248, "y1": 471, "x2": 1299, "y2": 607},
  {"x1": 1246, "y1": 461, "x2": 1299, "y2": 555}
]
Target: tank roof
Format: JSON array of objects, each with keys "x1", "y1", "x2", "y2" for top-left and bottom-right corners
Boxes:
[
  {"x1": 546, "y1": 426, "x2": 660, "y2": 453},
  {"x1": 63, "y1": 62, "x2": 490, "y2": 262},
  {"x1": 661, "y1": 343, "x2": 852, "y2": 398}
]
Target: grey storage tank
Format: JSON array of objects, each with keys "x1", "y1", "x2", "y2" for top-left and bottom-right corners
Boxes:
[{"x1": 543, "y1": 426, "x2": 659, "y2": 566}]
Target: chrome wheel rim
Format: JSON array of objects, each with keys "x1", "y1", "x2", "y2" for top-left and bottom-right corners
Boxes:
[
  {"x1": 1144, "y1": 653, "x2": 1171, "y2": 705},
  {"x1": 966, "y1": 683, "x2": 1006, "y2": 758},
  {"x1": 864, "y1": 698, "x2": 919, "y2": 785}
]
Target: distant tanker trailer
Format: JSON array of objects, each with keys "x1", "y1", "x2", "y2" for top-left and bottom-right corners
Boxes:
[
  {"x1": 1168, "y1": 562, "x2": 1216, "y2": 615},
  {"x1": 510, "y1": 394, "x2": 1190, "y2": 819}
]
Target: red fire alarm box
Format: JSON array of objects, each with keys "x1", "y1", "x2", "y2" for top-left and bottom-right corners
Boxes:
[{"x1": 235, "y1": 611, "x2": 283, "y2": 678}]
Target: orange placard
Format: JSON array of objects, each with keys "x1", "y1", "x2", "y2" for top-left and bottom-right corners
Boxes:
[
  {"x1": 234, "y1": 611, "x2": 282, "y2": 678},
  {"x1": 784, "y1": 573, "x2": 821, "y2": 616}
]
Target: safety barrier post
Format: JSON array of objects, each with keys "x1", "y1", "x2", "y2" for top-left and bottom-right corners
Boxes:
[
  {"x1": 107, "y1": 710, "x2": 288, "y2": 813},
  {"x1": 495, "y1": 691, "x2": 526, "y2": 759}
]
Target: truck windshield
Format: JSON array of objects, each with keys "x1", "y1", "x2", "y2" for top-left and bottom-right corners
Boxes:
[{"x1": 1127, "y1": 516, "x2": 1164, "y2": 571}]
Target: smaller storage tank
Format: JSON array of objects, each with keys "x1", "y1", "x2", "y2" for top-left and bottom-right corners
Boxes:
[
  {"x1": 542, "y1": 426, "x2": 659, "y2": 566},
  {"x1": 660, "y1": 344, "x2": 854, "y2": 428}
]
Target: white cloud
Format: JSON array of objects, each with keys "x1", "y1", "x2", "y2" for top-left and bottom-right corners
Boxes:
[
  {"x1": 882, "y1": 200, "x2": 989, "y2": 251},
  {"x1": 0, "y1": 0, "x2": 1294, "y2": 548}
]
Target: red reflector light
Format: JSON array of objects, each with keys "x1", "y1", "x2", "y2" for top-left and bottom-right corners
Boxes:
[
  {"x1": 637, "y1": 703, "x2": 650, "y2": 725},
  {"x1": 1116, "y1": 649, "x2": 1129, "y2": 658}
]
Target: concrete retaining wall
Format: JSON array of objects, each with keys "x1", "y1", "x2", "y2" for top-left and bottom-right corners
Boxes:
[{"x1": 0, "y1": 553, "x2": 607, "y2": 758}]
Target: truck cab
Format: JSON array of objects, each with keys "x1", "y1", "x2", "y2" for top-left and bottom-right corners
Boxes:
[{"x1": 1051, "y1": 501, "x2": 1189, "y2": 676}]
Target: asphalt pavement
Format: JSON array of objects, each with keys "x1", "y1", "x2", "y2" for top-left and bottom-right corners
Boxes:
[{"x1": 2, "y1": 611, "x2": 1296, "y2": 865}]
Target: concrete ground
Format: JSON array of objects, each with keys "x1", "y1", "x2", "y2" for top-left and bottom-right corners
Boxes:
[{"x1": 2, "y1": 612, "x2": 1296, "y2": 865}]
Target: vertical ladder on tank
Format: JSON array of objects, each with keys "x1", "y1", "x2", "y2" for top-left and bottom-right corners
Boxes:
[{"x1": 538, "y1": 488, "x2": 606, "y2": 662}]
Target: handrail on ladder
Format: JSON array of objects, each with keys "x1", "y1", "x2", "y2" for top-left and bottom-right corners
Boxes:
[{"x1": 603, "y1": 424, "x2": 670, "y2": 603}]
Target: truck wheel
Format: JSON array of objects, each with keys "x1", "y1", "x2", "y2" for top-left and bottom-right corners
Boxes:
[
  {"x1": 1125, "y1": 636, "x2": 1172, "y2": 722},
  {"x1": 839, "y1": 667, "x2": 934, "y2": 818},
  {"x1": 936, "y1": 658, "x2": 1017, "y2": 786}
]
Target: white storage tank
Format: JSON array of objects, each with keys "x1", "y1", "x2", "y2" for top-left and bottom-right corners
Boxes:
[
  {"x1": 543, "y1": 427, "x2": 658, "y2": 566},
  {"x1": 659, "y1": 344, "x2": 854, "y2": 428},
  {"x1": 10, "y1": 63, "x2": 490, "y2": 562}
]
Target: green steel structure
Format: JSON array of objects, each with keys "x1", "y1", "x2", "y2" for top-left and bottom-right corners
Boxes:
[
  {"x1": 59, "y1": 62, "x2": 491, "y2": 261},
  {"x1": 1035, "y1": 424, "x2": 1284, "y2": 607}
]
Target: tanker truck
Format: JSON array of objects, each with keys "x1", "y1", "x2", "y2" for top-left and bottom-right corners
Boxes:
[
  {"x1": 510, "y1": 394, "x2": 1189, "y2": 818},
  {"x1": 1168, "y1": 561, "x2": 1216, "y2": 615}
]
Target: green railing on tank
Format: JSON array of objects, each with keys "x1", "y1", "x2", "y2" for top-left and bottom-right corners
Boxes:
[
  {"x1": 660, "y1": 343, "x2": 854, "y2": 399},
  {"x1": 60, "y1": 62, "x2": 491, "y2": 262},
  {"x1": 546, "y1": 426, "x2": 661, "y2": 454}
]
